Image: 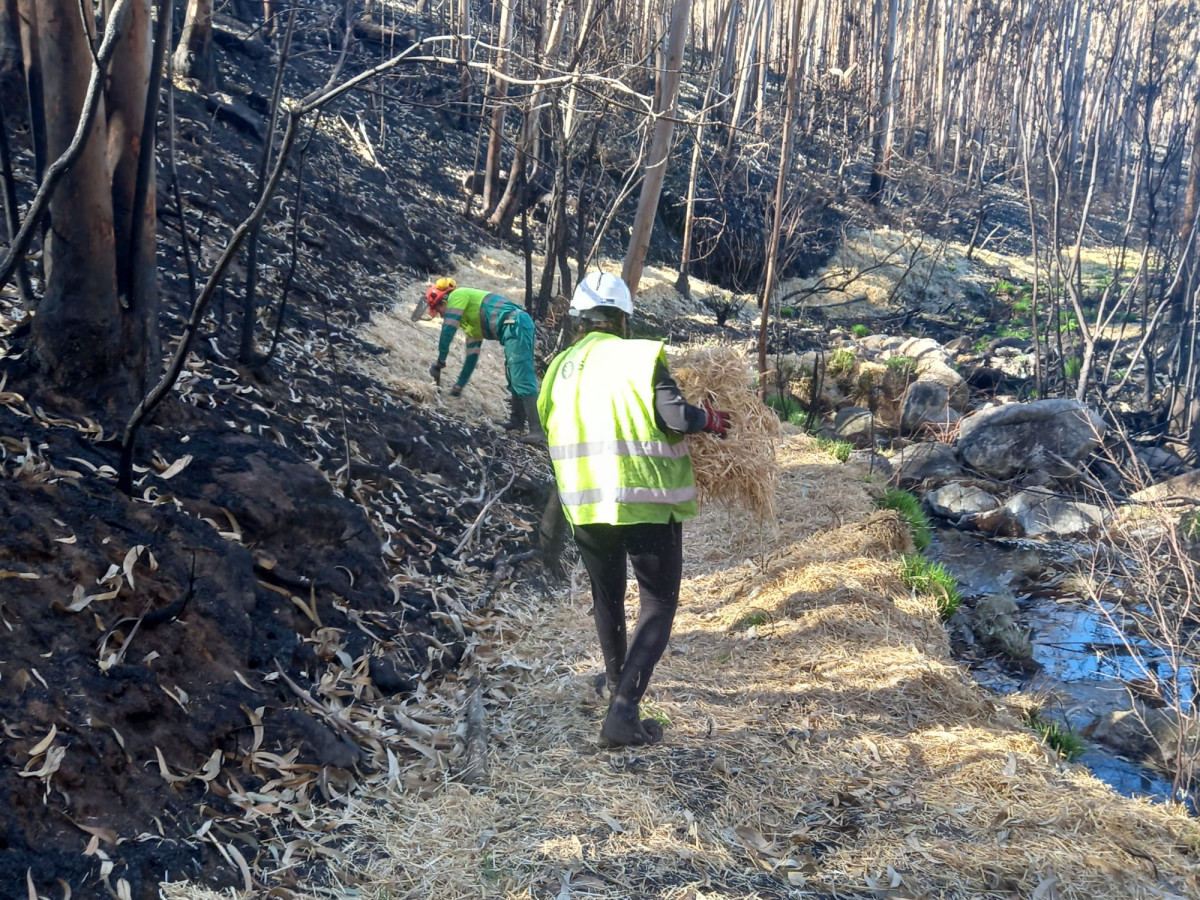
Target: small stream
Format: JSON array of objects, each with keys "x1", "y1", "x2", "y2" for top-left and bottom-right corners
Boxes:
[{"x1": 927, "y1": 527, "x2": 1189, "y2": 807}]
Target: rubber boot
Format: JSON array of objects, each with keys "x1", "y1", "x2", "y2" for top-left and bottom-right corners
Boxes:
[
  {"x1": 518, "y1": 395, "x2": 546, "y2": 444},
  {"x1": 599, "y1": 698, "x2": 664, "y2": 747},
  {"x1": 499, "y1": 391, "x2": 526, "y2": 432}
]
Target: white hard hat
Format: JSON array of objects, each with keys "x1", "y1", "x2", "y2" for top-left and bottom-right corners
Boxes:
[{"x1": 570, "y1": 272, "x2": 633, "y2": 317}]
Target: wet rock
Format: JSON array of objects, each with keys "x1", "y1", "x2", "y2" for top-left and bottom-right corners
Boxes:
[
  {"x1": 1083, "y1": 705, "x2": 1200, "y2": 775},
  {"x1": 927, "y1": 482, "x2": 1001, "y2": 521},
  {"x1": 891, "y1": 441, "x2": 962, "y2": 488},
  {"x1": 833, "y1": 406, "x2": 877, "y2": 446},
  {"x1": 956, "y1": 400, "x2": 1105, "y2": 479},
  {"x1": 1003, "y1": 490, "x2": 1105, "y2": 538}
]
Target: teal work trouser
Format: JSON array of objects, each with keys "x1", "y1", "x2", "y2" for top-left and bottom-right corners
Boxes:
[{"x1": 499, "y1": 312, "x2": 538, "y2": 397}]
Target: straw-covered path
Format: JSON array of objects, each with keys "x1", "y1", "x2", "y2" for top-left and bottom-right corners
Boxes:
[
  {"x1": 299, "y1": 427, "x2": 1194, "y2": 899},
  {"x1": 234, "y1": 252, "x2": 1200, "y2": 900}
]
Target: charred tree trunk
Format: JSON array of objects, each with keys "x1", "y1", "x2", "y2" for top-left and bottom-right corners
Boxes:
[
  {"x1": 481, "y1": 0, "x2": 514, "y2": 216},
  {"x1": 29, "y1": 0, "x2": 125, "y2": 411},
  {"x1": 866, "y1": 0, "x2": 898, "y2": 203},
  {"x1": 173, "y1": 0, "x2": 217, "y2": 91},
  {"x1": 16, "y1": 0, "x2": 46, "y2": 179},
  {"x1": 623, "y1": 0, "x2": 690, "y2": 298},
  {"x1": 108, "y1": 0, "x2": 160, "y2": 386},
  {"x1": 757, "y1": 0, "x2": 801, "y2": 393}
]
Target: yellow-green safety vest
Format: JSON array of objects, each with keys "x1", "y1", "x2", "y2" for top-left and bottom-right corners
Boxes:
[{"x1": 538, "y1": 332, "x2": 697, "y2": 526}]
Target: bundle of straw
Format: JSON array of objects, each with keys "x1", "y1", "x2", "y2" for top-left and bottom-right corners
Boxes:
[{"x1": 670, "y1": 344, "x2": 781, "y2": 519}]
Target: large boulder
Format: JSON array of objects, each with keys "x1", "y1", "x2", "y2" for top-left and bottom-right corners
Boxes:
[
  {"x1": 901, "y1": 381, "x2": 951, "y2": 436},
  {"x1": 1002, "y1": 489, "x2": 1105, "y2": 538},
  {"x1": 956, "y1": 400, "x2": 1105, "y2": 479},
  {"x1": 926, "y1": 482, "x2": 1001, "y2": 521},
  {"x1": 1085, "y1": 706, "x2": 1200, "y2": 774},
  {"x1": 833, "y1": 406, "x2": 879, "y2": 446},
  {"x1": 915, "y1": 359, "x2": 969, "y2": 411},
  {"x1": 891, "y1": 441, "x2": 962, "y2": 488}
]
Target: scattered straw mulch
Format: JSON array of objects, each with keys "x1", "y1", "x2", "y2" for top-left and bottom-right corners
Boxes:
[{"x1": 309, "y1": 431, "x2": 1200, "y2": 900}]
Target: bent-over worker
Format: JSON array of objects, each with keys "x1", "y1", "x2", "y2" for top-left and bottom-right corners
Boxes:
[
  {"x1": 536, "y1": 272, "x2": 731, "y2": 747},
  {"x1": 425, "y1": 277, "x2": 545, "y2": 442}
]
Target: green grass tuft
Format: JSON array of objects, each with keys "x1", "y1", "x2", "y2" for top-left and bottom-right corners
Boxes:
[
  {"x1": 827, "y1": 348, "x2": 856, "y2": 375},
  {"x1": 879, "y1": 488, "x2": 931, "y2": 551},
  {"x1": 1024, "y1": 712, "x2": 1086, "y2": 761},
  {"x1": 815, "y1": 436, "x2": 852, "y2": 463},
  {"x1": 900, "y1": 554, "x2": 962, "y2": 619},
  {"x1": 731, "y1": 609, "x2": 772, "y2": 631},
  {"x1": 641, "y1": 702, "x2": 672, "y2": 728},
  {"x1": 766, "y1": 394, "x2": 802, "y2": 421},
  {"x1": 851, "y1": 323, "x2": 871, "y2": 338}
]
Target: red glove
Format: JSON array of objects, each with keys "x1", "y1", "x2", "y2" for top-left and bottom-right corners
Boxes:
[{"x1": 700, "y1": 400, "x2": 731, "y2": 438}]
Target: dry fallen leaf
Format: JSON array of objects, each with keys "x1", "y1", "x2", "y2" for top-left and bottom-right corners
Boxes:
[
  {"x1": 157, "y1": 453, "x2": 194, "y2": 479},
  {"x1": 28, "y1": 724, "x2": 57, "y2": 757}
]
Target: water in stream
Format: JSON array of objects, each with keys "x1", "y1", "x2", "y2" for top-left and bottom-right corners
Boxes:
[{"x1": 927, "y1": 526, "x2": 1188, "y2": 807}]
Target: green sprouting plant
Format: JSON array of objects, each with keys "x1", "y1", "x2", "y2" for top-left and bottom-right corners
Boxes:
[
  {"x1": 827, "y1": 348, "x2": 856, "y2": 375},
  {"x1": 885, "y1": 355, "x2": 916, "y2": 374},
  {"x1": 879, "y1": 488, "x2": 931, "y2": 550},
  {"x1": 700, "y1": 291, "x2": 746, "y2": 327},
  {"x1": 1179, "y1": 511, "x2": 1200, "y2": 541},
  {"x1": 995, "y1": 322, "x2": 1031, "y2": 340},
  {"x1": 815, "y1": 436, "x2": 852, "y2": 462},
  {"x1": 973, "y1": 336, "x2": 991, "y2": 352},
  {"x1": 787, "y1": 409, "x2": 807, "y2": 428},
  {"x1": 732, "y1": 609, "x2": 772, "y2": 631},
  {"x1": 899, "y1": 554, "x2": 961, "y2": 619},
  {"x1": 994, "y1": 278, "x2": 1016, "y2": 294},
  {"x1": 1064, "y1": 357, "x2": 1082, "y2": 380},
  {"x1": 1023, "y1": 711, "x2": 1086, "y2": 761},
  {"x1": 1012, "y1": 296, "x2": 1032, "y2": 315},
  {"x1": 481, "y1": 851, "x2": 506, "y2": 882},
  {"x1": 780, "y1": 306, "x2": 795, "y2": 318},
  {"x1": 851, "y1": 323, "x2": 871, "y2": 338},
  {"x1": 766, "y1": 394, "x2": 802, "y2": 420},
  {"x1": 641, "y1": 702, "x2": 672, "y2": 728}
]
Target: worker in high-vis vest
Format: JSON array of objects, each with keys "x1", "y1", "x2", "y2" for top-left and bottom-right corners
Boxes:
[
  {"x1": 537, "y1": 272, "x2": 731, "y2": 747},
  {"x1": 425, "y1": 277, "x2": 545, "y2": 443}
]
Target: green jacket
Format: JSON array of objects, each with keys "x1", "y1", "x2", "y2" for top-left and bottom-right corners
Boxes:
[
  {"x1": 538, "y1": 333, "x2": 697, "y2": 526},
  {"x1": 436, "y1": 288, "x2": 523, "y2": 388}
]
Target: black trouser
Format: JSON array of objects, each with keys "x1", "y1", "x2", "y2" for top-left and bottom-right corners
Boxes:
[{"x1": 571, "y1": 520, "x2": 683, "y2": 705}]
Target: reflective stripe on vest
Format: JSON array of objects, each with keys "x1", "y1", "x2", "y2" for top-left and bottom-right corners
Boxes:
[
  {"x1": 480, "y1": 294, "x2": 514, "y2": 339},
  {"x1": 558, "y1": 485, "x2": 697, "y2": 506},
  {"x1": 548, "y1": 439, "x2": 691, "y2": 461}
]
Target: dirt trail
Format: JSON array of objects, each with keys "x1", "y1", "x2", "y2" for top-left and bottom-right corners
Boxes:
[{"x1": 215, "y1": 433, "x2": 1200, "y2": 900}]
